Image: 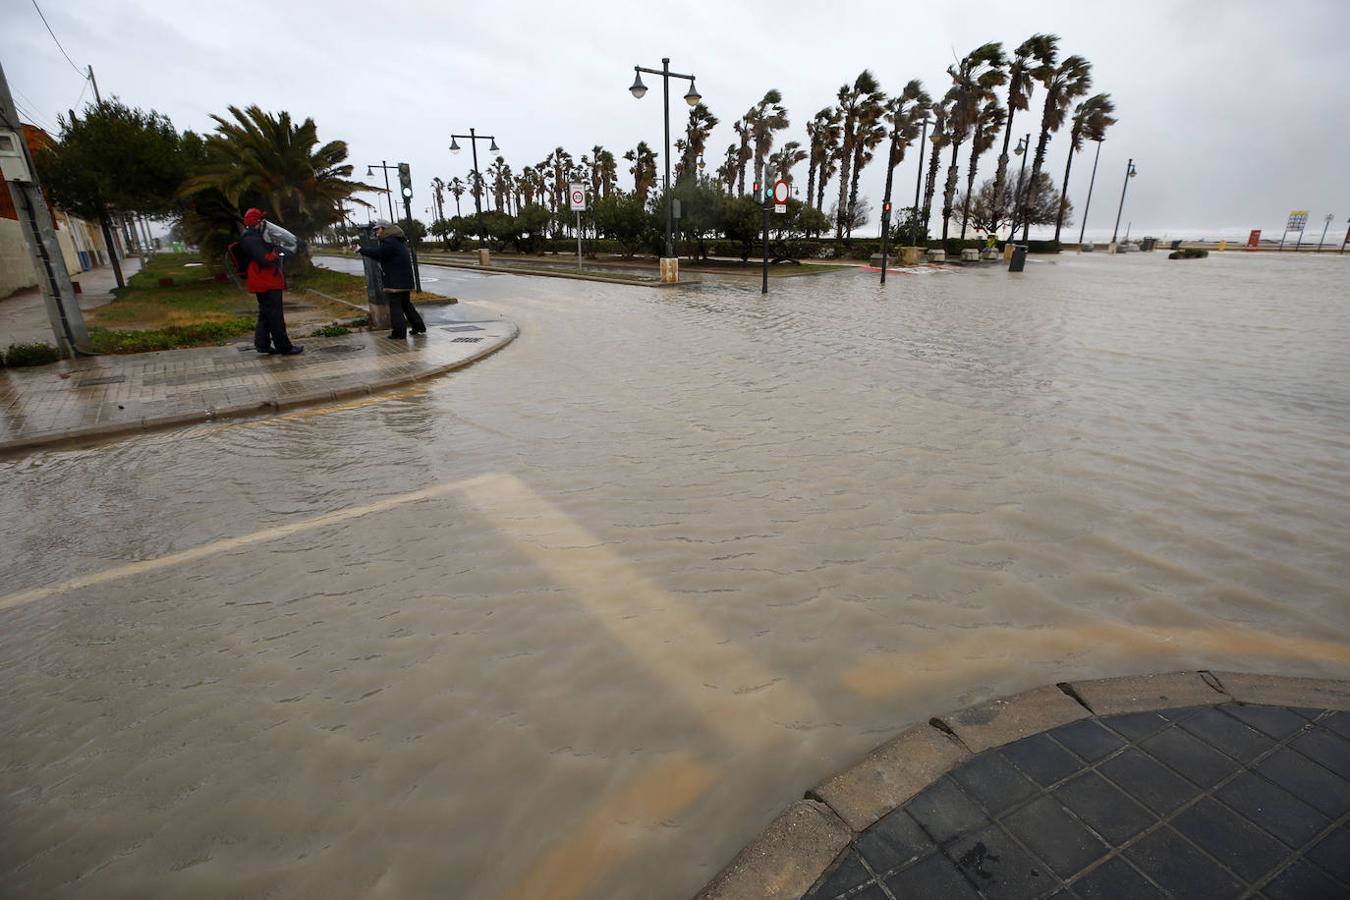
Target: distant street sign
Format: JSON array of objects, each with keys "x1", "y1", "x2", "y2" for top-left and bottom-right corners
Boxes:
[
  {"x1": 569, "y1": 183, "x2": 586, "y2": 211},
  {"x1": 1246, "y1": 229, "x2": 1261, "y2": 250},
  {"x1": 1286, "y1": 210, "x2": 1308, "y2": 231},
  {"x1": 772, "y1": 179, "x2": 790, "y2": 204}
]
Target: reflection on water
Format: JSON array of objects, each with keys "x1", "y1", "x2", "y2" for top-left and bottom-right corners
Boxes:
[{"x1": 2, "y1": 252, "x2": 1348, "y2": 898}]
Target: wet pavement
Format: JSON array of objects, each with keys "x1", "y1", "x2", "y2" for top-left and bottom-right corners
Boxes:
[
  {"x1": 1, "y1": 251, "x2": 1348, "y2": 899},
  {"x1": 806, "y1": 703, "x2": 1350, "y2": 899},
  {"x1": 0, "y1": 258, "x2": 141, "y2": 346}
]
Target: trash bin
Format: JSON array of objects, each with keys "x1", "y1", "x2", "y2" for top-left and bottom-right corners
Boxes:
[{"x1": 1008, "y1": 244, "x2": 1028, "y2": 272}]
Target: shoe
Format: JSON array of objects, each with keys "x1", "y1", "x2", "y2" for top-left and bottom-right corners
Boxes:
[
  {"x1": 388, "y1": 332, "x2": 407, "y2": 340},
  {"x1": 279, "y1": 345, "x2": 304, "y2": 355},
  {"x1": 411, "y1": 326, "x2": 426, "y2": 335},
  {"x1": 256, "y1": 346, "x2": 273, "y2": 354}
]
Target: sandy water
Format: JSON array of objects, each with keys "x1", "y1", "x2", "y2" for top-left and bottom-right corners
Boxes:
[{"x1": 2, "y1": 251, "x2": 1348, "y2": 898}]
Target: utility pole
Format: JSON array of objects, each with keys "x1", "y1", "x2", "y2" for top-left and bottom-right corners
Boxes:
[
  {"x1": 0, "y1": 60, "x2": 91, "y2": 355},
  {"x1": 86, "y1": 64, "x2": 125, "y2": 288}
]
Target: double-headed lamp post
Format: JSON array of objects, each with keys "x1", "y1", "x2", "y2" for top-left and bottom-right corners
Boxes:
[
  {"x1": 449, "y1": 128, "x2": 499, "y2": 250},
  {"x1": 366, "y1": 161, "x2": 398, "y2": 223},
  {"x1": 1008, "y1": 135, "x2": 1029, "y2": 240},
  {"x1": 629, "y1": 57, "x2": 701, "y2": 280},
  {"x1": 1111, "y1": 158, "x2": 1137, "y2": 245}
]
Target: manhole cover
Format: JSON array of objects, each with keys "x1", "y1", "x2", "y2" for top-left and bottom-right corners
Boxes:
[
  {"x1": 441, "y1": 325, "x2": 484, "y2": 333},
  {"x1": 77, "y1": 374, "x2": 126, "y2": 387},
  {"x1": 450, "y1": 337, "x2": 484, "y2": 343},
  {"x1": 315, "y1": 344, "x2": 360, "y2": 354}
]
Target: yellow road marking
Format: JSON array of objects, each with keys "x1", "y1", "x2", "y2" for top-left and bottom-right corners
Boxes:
[
  {"x1": 0, "y1": 476, "x2": 486, "y2": 612},
  {"x1": 504, "y1": 755, "x2": 715, "y2": 900}
]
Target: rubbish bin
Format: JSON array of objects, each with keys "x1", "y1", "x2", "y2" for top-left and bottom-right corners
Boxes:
[{"x1": 1008, "y1": 244, "x2": 1028, "y2": 272}]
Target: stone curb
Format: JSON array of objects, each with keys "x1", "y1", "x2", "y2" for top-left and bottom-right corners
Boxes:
[
  {"x1": 0, "y1": 322, "x2": 518, "y2": 455},
  {"x1": 695, "y1": 671, "x2": 1350, "y2": 900}
]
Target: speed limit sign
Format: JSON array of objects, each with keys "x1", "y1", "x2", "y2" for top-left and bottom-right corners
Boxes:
[
  {"x1": 772, "y1": 178, "x2": 789, "y2": 213},
  {"x1": 569, "y1": 183, "x2": 587, "y2": 211}
]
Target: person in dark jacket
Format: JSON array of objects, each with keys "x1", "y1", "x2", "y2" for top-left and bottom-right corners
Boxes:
[
  {"x1": 238, "y1": 208, "x2": 302, "y2": 355},
  {"x1": 355, "y1": 222, "x2": 425, "y2": 339}
]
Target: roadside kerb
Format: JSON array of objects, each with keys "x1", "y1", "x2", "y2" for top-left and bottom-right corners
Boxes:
[
  {"x1": 694, "y1": 670, "x2": 1350, "y2": 900},
  {"x1": 0, "y1": 322, "x2": 518, "y2": 454}
]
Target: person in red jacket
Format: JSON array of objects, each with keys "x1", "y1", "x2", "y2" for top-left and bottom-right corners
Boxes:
[{"x1": 238, "y1": 208, "x2": 302, "y2": 355}]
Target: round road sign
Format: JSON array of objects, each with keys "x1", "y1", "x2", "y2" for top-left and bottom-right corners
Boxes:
[{"x1": 772, "y1": 179, "x2": 790, "y2": 204}]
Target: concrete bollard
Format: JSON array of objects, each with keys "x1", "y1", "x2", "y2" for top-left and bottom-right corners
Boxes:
[
  {"x1": 926, "y1": 249, "x2": 946, "y2": 263},
  {"x1": 960, "y1": 248, "x2": 980, "y2": 262},
  {"x1": 660, "y1": 257, "x2": 679, "y2": 284},
  {"x1": 899, "y1": 246, "x2": 923, "y2": 266},
  {"x1": 477, "y1": 248, "x2": 492, "y2": 266},
  {"x1": 980, "y1": 248, "x2": 1000, "y2": 261}
]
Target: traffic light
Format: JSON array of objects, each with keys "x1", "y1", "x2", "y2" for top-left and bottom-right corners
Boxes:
[{"x1": 398, "y1": 163, "x2": 413, "y2": 200}]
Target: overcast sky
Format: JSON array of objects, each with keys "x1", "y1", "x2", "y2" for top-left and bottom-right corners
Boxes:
[{"x1": 3, "y1": 0, "x2": 1348, "y2": 241}]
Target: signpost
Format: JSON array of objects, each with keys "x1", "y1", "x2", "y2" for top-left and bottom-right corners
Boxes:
[
  {"x1": 1279, "y1": 210, "x2": 1308, "y2": 251},
  {"x1": 398, "y1": 162, "x2": 421, "y2": 290},
  {"x1": 1316, "y1": 213, "x2": 1334, "y2": 252},
  {"x1": 569, "y1": 183, "x2": 586, "y2": 272},
  {"x1": 758, "y1": 168, "x2": 777, "y2": 294}
]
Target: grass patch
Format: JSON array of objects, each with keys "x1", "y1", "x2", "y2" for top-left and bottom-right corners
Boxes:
[
  {"x1": 3, "y1": 342, "x2": 62, "y2": 367},
  {"x1": 310, "y1": 324, "x2": 351, "y2": 337},
  {"x1": 89, "y1": 318, "x2": 255, "y2": 353}
]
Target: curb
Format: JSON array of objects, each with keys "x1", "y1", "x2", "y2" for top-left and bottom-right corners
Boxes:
[
  {"x1": 413, "y1": 255, "x2": 672, "y2": 288},
  {"x1": 0, "y1": 322, "x2": 518, "y2": 455},
  {"x1": 694, "y1": 670, "x2": 1350, "y2": 900}
]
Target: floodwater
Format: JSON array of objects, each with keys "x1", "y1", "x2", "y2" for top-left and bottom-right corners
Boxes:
[{"x1": 2, "y1": 251, "x2": 1348, "y2": 899}]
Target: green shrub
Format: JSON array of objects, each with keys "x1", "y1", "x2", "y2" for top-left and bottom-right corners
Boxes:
[
  {"x1": 349, "y1": 315, "x2": 370, "y2": 327},
  {"x1": 3, "y1": 342, "x2": 63, "y2": 367},
  {"x1": 89, "y1": 317, "x2": 254, "y2": 353},
  {"x1": 310, "y1": 324, "x2": 351, "y2": 337},
  {"x1": 1169, "y1": 248, "x2": 1209, "y2": 259}
]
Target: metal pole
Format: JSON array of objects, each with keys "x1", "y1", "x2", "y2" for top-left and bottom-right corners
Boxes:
[
  {"x1": 761, "y1": 200, "x2": 769, "y2": 294},
  {"x1": 1111, "y1": 158, "x2": 1133, "y2": 244},
  {"x1": 380, "y1": 161, "x2": 395, "y2": 223},
  {"x1": 403, "y1": 193, "x2": 422, "y2": 291},
  {"x1": 470, "y1": 129, "x2": 484, "y2": 249},
  {"x1": 576, "y1": 210, "x2": 582, "y2": 271},
  {"x1": 1341, "y1": 220, "x2": 1349, "y2": 254},
  {"x1": 1009, "y1": 135, "x2": 1029, "y2": 240},
  {"x1": 1078, "y1": 139, "x2": 1102, "y2": 245},
  {"x1": 880, "y1": 203, "x2": 890, "y2": 284},
  {"x1": 662, "y1": 58, "x2": 672, "y2": 259},
  {"x1": 1294, "y1": 224, "x2": 1305, "y2": 252},
  {"x1": 1317, "y1": 215, "x2": 1332, "y2": 251},
  {"x1": 911, "y1": 117, "x2": 927, "y2": 249}
]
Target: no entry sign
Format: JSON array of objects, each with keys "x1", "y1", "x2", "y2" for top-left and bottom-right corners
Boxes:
[{"x1": 569, "y1": 184, "x2": 586, "y2": 211}]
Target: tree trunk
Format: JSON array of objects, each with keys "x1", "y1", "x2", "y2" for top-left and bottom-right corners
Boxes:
[
  {"x1": 941, "y1": 141, "x2": 961, "y2": 242},
  {"x1": 846, "y1": 142, "x2": 867, "y2": 239},
  {"x1": 1022, "y1": 126, "x2": 1050, "y2": 241},
  {"x1": 806, "y1": 157, "x2": 817, "y2": 213},
  {"x1": 960, "y1": 146, "x2": 981, "y2": 241},
  {"x1": 990, "y1": 106, "x2": 1017, "y2": 232},
  {"x1": 835, "y1": 129, "x2": 854, "y2": 241},
  {"x1": 1054, "y1": 141, "x2": 1076, "y2": 244},
  {"x1": 921, "y1": 140, "x2": 942, "y2": 235}
]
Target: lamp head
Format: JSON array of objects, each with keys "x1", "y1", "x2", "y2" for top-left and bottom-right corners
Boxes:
[
  {"x1": 366, "y1": 166, "x2": 374, "y2": 176},
  {"x1": 629, "y1": 69, "x2": 648, "y2": 99},
  {"x1": 449, "y1": 137, "x2": 461, "y2": 153},
  {"x1": 489, "y1": 138, "x2": 499, "y2": 153},
  {"x1": 683, "y1": 80, "x2": 701, "y2": 107}
]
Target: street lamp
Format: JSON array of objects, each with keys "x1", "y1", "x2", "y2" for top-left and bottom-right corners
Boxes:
[
  {"x1": 1111, "y1": 158, "x2": 1137, "y2": 245},
  {"x1": 1078, "y1": 138, "x2": 1105, "y2": 246},
  {"x1": 366, "y1": 161, "x2": 398, "y2": 223},
  {"x1": 908, "y1": 114, "x2": 931, "y2": 252},
  {"x1": 629, "y1": 57, "x2": 700, "y2": 278},
  {"x1": 1009, "y1": 134, "x2": 1030, "y2": 240},
  {"x1": 449, "y1": 127, "x2": 499, "y2": 250}
]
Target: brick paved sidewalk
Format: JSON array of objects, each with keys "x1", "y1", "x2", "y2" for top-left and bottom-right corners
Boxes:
[
  {"x1": 0, "y1": 309, "x2": 516, "y2": 453},
  {"x1": 699, "y1": 672, "x2": 1350, "y2": 900}
]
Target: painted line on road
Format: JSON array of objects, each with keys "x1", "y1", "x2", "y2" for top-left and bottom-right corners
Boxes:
[{"x1": 0, "y1": 476, "x2": 488, "y2": 612}]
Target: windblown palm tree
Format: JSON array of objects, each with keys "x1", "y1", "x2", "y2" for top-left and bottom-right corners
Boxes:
[
  {"x1": 543, "y1": 147, "x2": 573, "y2": 218},
  {"x1": 732, "y1": 118, "x2": 752, "y2": 195},
  {"x1": 879, "y1": 80, "x2": 931, "y2": 237},
  {"x1": 941, "y1": 42, "x2": 1007, "y2": 241},
  {"x1": 178, "y1": 104, "x2": 373, "y2": 263},
  {"x1": 847, "y1": 104, "x2": 887, "y2": 238},
  {"x1": 1055, "y1": 93, "x2": 1115, "y2": 243},
  {"x1": 431, "y1": 176, "x2": 446, "y2": 222},
  {"x1": 768, "y1": 140, "x2": 808, "y2": 185},
  {"x1": 624, "y1": 142, "x2": 658, "y2": 203},
  {"x1": 467, "y1": 169, "x2": 487, "y2": 214},
  {"x1": 716, "y1": 143, "x2": 739, "y2": 194},
  {"x1": 960, "y1": 99, "x2": 1006, "y2": 239},
  {"x1": 676, "y1": 103, "x2": 719, "y2": 184},
  {"x1": 448, "y1": 176, "x2": 465, "y2": 217},
  {"x1": 921, "y1": 99, "x2": 951, "y2": 233},
  {"x1": 1022, "y1": 54, "x2": 1092, "y2": 240},
  {"x1": 594, "y1": 148, "x2": 618, "y2": 197},
  {"x1": 744, "y1": 90, "x2": 789, "y2": 189},
  {"x1": 991, "y1": 34, "x2": 1058, "y2": 234},
  {"x1": 806, "y1": 106, "x2": 841, "y2": 213},
  {"x1": 488, "y1": 156, "x2": 513, "y2": 215},
  {"x1": 834, "y1": 70, "x2": 886, "y2": 239}
]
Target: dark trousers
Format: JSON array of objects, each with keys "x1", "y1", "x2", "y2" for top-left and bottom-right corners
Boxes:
[
  {"x1": 386, "y1": 290, "x2": 425, "y2": 336},
  {"x1": 253, "y1": 290, "x2": 293, "y2": 352}
]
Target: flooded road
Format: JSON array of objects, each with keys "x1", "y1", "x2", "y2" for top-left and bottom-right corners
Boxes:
[{"x1": 2, "y1": 251, "x2": 1348, "y2": 899}]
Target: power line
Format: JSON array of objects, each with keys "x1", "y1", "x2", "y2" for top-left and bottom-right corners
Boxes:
[
  {"x1": 12, "y1": 87, "x2": 59, "y2": 132},
  {"x1": 12, "y1": 96, "x2": 58, "y2": 133},
  {"x1": 30, "y1": 0, "x2": 88, "y2": 80}
]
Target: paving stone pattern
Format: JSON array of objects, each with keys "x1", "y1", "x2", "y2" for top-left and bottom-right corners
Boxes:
[{"x1": 805, "y1": 705, "x2": 1350, "y2": 899}]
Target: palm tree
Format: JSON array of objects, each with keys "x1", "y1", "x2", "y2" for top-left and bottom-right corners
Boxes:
[
  {"x1": 448, "y1": 176, "x2": 465, "y2": 217},
  {"x1": 624, "y1": 142, "x2": 658, "y2": 203},
  {"x1": 834, "y1": 70, "x2": 886, "y2": 239},
  {"x1": 959, "y1": 99, "x2": 1006, "y2": 239},
  {"x1": 595, "y1": 149, "x2": 618, "y2": 197},
  {"x1": 676, "y1": 103, "x2": 719, "y2": 184},
  {"x1": 847, "y1": 102, "x2": 887, "y2": 238},
  {"x1": 805, "y1": 106, "x2": 841, "y2": 213},
  {"x1": 178, "y1": 104, "x2": 371, "y2": 264},
  {"x1": 941, "y1": 42, "x2": 1007, "y2": 242},
  {"x1": 716, "y1": 143, "x2": 739, "y2": 194},
  {"x1": 1022, "y1": 54, "x2": 1092, "y2": 240},
  {"x1": 744, "y1": 90, "x2": 789, "y2": 189},
  {"x1": 768, "y1": 140, "x2": 808, "y2": 186},
  {"x1": 921, "y1": 99, "x2": 951, "y2": 233},
  {"x1": 543, "y1": 147, "x2": 573, "y2": 219},
  {"x1": 467, "y1": 169, "x2": 487, "y2": 215},
  {"x1": 732, "y1": 118, "x2": 752, "y2": 194},
  {"x1": 879, "y1": 80, "x2": 931, "y2": 238},
  {"x1": 431, "y1": 176, "x2": 446, "y2": 222},
  {"x1": 488, "y1": 156, "x2": 513, "y2": 215},
  {"x1": 1055, "y1": 93, "x2": 1115, "y2": 243},
  {"x1": 992, "y1": 34, "x2": 1058, "y2": 235}
]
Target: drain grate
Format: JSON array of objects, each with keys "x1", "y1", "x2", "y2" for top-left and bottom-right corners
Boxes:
[
  {"x1": 441, "y1": 324, "x2": 485, "y2": 333},
  {"x1": 450, "y1": 336, "x2": 484, "y2": 343},
  {"x1": 315, "y1": 344, "x2": 360, "y2": 354},
  {"x1": 77, "y1": 374, "x2": 126, "y2": 387}
]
